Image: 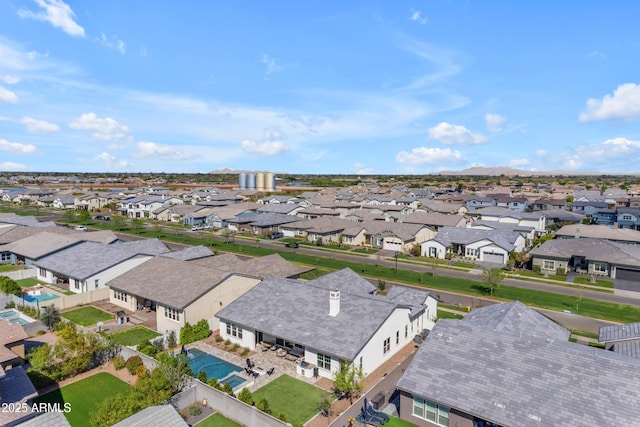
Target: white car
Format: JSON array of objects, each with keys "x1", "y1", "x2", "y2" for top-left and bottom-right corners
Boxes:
[{"x1": 74, "y1": 226, "x2": 88, "y2": 231}]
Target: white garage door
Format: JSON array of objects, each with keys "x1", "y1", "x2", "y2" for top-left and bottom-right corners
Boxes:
[
  {"x1": 383, "y1": 240, "x2": 403, "y2": 251},
  {"x1": 483, "y1": 252, "x2": 505, "y2": 264}
]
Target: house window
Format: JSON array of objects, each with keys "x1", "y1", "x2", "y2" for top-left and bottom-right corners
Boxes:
[
  {"x1": 465, "y1": 247, "x2": 478, "y2": 258},
  {"x1": 317, "y1": 353, "x2": 331, "y2": 370},
  {"x1": 405, "y1": 325, "x2": 408, "y2": 338},
  {"x1": 114, "y1": 290, "x2": 128, "y2": 302},
  {"x1": 164, "y1": 307, "x2": 180, "y2": 322},
  {"x1": 226, "y1": 322, "x2": 243, "y2": 339},
  {"x1": 383, "y1": 337, "x2": 390, "y2": 354},
  {"x1": 359, "y1": 356, "x2": 363, "y2": 370},
  {"x1": 0, "y1": 252, "x2": 10, "y2": 262},
  {"x1": 622, "y1": 214, "x2": 633, "y2": 221},
  {"x1": 38, "y1": 267, "x2": 46, "y2": 276},
  {"x1": 593, "y1": 262, "x2": 607, "y2": 273},
  {"x1": 396, "y1": 331, "x2": 400, "y2": 344},
  {"x1": 413, "y1": 397, "x2": 450, "y2": 426},
  {"x1": 543, "y1": 260, "x2": 555, "y2": 270},
  {"x1": 94, "y1": 279, "x2": 99, "y2": 288}
]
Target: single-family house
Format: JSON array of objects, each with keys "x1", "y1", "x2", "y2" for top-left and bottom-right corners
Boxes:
[
  {"x1": 530, "y1": 237, "x2": 640, "y2": 279},
  {"x1": 469, "y1": 207, "x2": 546, "y2": 235},
  {"x1": 364, "y1": 222, "x2": 435, "y2": 253},
  {"x1": 465, "y1": 196, "x2": 496, "y2": 212},
  {"x1": 617, "y1": 208, "x2": 640, "y2": 230},
  {"x1": 598, "y1": 322, "x2": 640, "y2": 359},
  {"x1": 396, "y1": 301, "x2": 640, "y2": 427},
  {"x1": 217, "y1": 268, "x2": 437, "y2": 379},
  {"x1": 0, "y1": 320, "x2": 28, "y2": 369},
  {"x1": 107, "y1": 257, "x2": 262, "y2": 334},
  {"x1": 420, "y1": 226, "x2": 525, "y2": 264},
  {"x1": 35, "y1": 239, "x2": 169, "y2": 293},
  {"x1": 555, "y1": 224, "x2": 640, "y2": 244},
  {"x1": 402, "y1": 212, "x2": 467, "y2": 231},
  {"x1": 0, "y1": 232, "x2": 82, "y2": 267},
  {"x1": 531, "y1": 198, "x2": 569, "y2": 211}
]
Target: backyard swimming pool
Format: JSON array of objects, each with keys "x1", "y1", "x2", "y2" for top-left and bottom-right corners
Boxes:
[
  {"x1": 0, "y1": 309, "x2": 37, "y2": 325},
  {"x1": 23, "y1": 291, "x2": 60, "y2": 303},
  {"x1": 187, "y1": 348, "x2": 243, "y2": 381}
]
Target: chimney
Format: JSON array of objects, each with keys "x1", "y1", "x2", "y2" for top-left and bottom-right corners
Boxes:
[{"x1": 329, "y1": 289, "x2": 340, "y2": 316}]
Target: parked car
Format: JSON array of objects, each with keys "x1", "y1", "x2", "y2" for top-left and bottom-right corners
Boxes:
[
  {"x1": 74, "y1": 226, "x2": 88, "y2": 231},
  {"x1": 268, "y1": 232, "x2": 283, "y2": 239},
  {"x1": 191, "y1": 225, "x2": 202, "y2": 231},
  {"x1": 285, "y1": 241, "x2": 299, "y2": 248}
]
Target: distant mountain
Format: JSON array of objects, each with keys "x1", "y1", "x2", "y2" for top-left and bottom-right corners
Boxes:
[{"x1": 436, "y1": 166, "x2": 610, "y2": 176}]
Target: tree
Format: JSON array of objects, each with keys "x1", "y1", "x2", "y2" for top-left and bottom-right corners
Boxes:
[
  {"x1": 481, "y1": 268, "x2": 504, "y2": 295},
  {"x1": 154, "y1": 224, "x2": 163, "y2": 238},
  {"x1": 131, "y1": 218, "x2": 144, "y2": 235},
  {"x1": 333, "y1": 361, "x2": 364, "y2": 404},
  {"x1": 111, "y1": 215, "x2": 126, "y2": 231},
  {"x1": 77, "y1": 209, "x2": 91, "y2": 224},
  {"x1": 256, "y1": 398, "x2": 272, "y2": 415},
  {"x1": 317, "y1": 394, "x2": 332, "y2": 418},
  {"x1": 155, "y1": 352, "x2": 192, "y2": 394},
  {"x1": 0, "y1": 276, "x2": 21, "y2": 296},
  {"x1": 237, "y1": 388, "x2": 254, "y2": 405},
  {"x1": 63, "y1": 209, "x2": 77, "y2": 223},
  {"x1": 41, "y1": 304, "x2": 61, "y2": 330}
]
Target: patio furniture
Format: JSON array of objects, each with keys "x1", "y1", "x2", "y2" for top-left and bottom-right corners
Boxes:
[
  {"x1": 276, "y1": 348, "x2": 287, "y2": 357},
  {"x1": 246, "y1": 358, "x2": 255, "y2": 368},
  {"x1": 365, "y1": 397, "x2": 389, "y2": 423},
  {"x1": 267, "y1": 367, "x2": 275, "y2": 376},
  {"x1": 284, "y1": 353, "x2": 298, "y2": 362}
]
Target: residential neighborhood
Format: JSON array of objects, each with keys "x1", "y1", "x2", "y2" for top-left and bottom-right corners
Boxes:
[{"x1": 1, "y1": 174, "x2": 640, "y2": 426}]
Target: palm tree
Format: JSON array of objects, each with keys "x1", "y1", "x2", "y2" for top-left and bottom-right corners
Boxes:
[{"x1": 41, "y1": 305, "x2": 61, "y2": 330}]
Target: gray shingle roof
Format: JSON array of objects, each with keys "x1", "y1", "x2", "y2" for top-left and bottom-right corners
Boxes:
[
  {"x1": 159, "y1": 245, "x2": 213, "y2": 261},
  {"x1": 107, "y1": 257, "x2": 233, "y2": 310},
  {"x1": 3, "y1": 232, "x2": 81, "y2": 259},
  {"x1": 310, "y1": 268, "x2": 376, "y2": 295},
  {"x1": 462, "y1": 301, "x2": 570, "y2": 342},
  {"x1": 36, "y1": 240, "x2": 163, "y2": 280},
  {"x1": 12, "y1": 411, "x2": 71, "y2": 427},
  {"x1": 599, "y1": 321, "x2": 640, "y2": 343},
  {"x1": 397, "y1": 318, "x2": 640, "y2": 427},
  {"x1": 191, "y1": 253, "x2": 311, "y2": 279},
  {"x1": 115, "y1": 238, "x2": 170, "y2": 256},
  {"x1": 611, "y1": 341, "x2": 640, "y2": 359},
  {"x1": 403, "y1": 212, "x2": 464, "y2": 228},
  {"x1": 530, "y1": 237, "x2": 640, "y2": 266},
  {"x1": 0, "y1": 365, "x2": 37, "y2": 406},
  {"x1": 431, "y1": 226, "x2": 521, "y2": 252},
  {"x1": 112, "y1": 405, "x2": 188, "y2": 427},
  {"x1": 217, "y1": 272, "x2": 408, "y2": 360},
  {"x1": 556, "y1": 224, "x2": 640, "y2": 242}
]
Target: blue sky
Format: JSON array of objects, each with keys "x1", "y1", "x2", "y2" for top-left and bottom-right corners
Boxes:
[{"x1": 1, "y1": 1, "x2": 640, "y2": 174}]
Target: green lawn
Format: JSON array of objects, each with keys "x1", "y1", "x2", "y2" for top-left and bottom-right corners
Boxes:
[
  {"x1": 384, "y1": 416, "x2": 419, "y2": 427},
  {"x1": 0, "y1": 264, "x2": 23, "y2": 273},
  {"x1": 252, "y1": 375, "x2": 332, "y2": 426},
  {"x1": 109, "y1": 326, "x2": 160, "y2": 346},
  {"x1": 573, "y1": 276, "x2": 615, "y2": 288},
  {"x1": 16, "y1": 277, "x2": 40, "y2": 288},
  {"x1": 33, "y1": 372, "x2": 132, "y2": 427},
  {"x1": 196, "y1": 413, "x2": 243, "y2": 427},
  {"x1": 61, "y1": 306, "x2": 113, "y2": 326},
  {"x1": 438, "y1": 310, "x2": 464, "y2": 320},
  {"x1": 451, "y1": 261, "x2": 477, "y2": 269}
]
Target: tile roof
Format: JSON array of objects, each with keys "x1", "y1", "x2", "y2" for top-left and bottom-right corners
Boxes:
[
  {"x1": 112, "y1": 405, "x2": 188, "y2": 427},
  {"x1": 107, "y1": 257, "x2": 234, "y2": 310},
  {"x1": 397, "y1": 318, "x2": 640, "y2": 427}
]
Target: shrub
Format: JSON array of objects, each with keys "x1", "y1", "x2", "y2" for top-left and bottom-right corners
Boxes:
[
  {"x1": 237, "y1": 388, "x2": 253, "y2": 405},
  {"x1": 277, "y1": 413, "x2": 289, "y2": 423},
  {"x1": 166, "y1": 331, "x2": 177, "y2": 348},
  {"x1": 5, "y1": 301, "x2": 16, "y2": 309},
  {"x1": 179, "y1": 319, "x2": 211, "y2": 345},
  {"x1": 135, "y1": 365, "x2": 149, "y2": 378},
  {"x1": 36, "y1": 329, "x2": 46, "y2": 335},
  {"x1": 112, "y1": 355, "x2": 126, "y2": 370},
  {"x1": 224, "y1": 339, "x2": 231, "y2": 346},
  {"x1": 256, "y1": 397, "x2": 272, "y2": 415},
  {"x1": 152, "y1": 339, "x2": 165, "y2": 354},
  {"x1": 125, "y1": 355, "x2": 143, "y2": 375},
  {"x1": 556, "y1": 267, "x2": 566, "y2": 276},
  {"x1": 532, "y1": 265, "x2": 541, "y2": 274},
  {"x1": 207, "y1": 377, "x2": 220, "y2": 389},
  {"x1": 137, "y1": 341, "x2": 156, "y2": 357},
  {"x1": 240, "y1": 347, "x2": 249, "y2": 357},
  {"x1": 221, "y1": 381, "x2": 234, "y2": 396},
  {"x1": 231, "y1": 343, "x2": 239, "y2": 352},
  {"x1": 197, "y1": 371, "x2": 207, "y2": 383},
  {"x1": 215, "y1": 335, "x2": 223, "y2": 343},
  {"x1": 187, "y1": 402, "x2": 202, "y2": 417}
]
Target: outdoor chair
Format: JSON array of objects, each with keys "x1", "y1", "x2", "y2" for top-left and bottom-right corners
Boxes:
[
  {"x1": 365, "y1": 401, "x2": 389, "y2": 423},
  {"x1": 267, "y1": 367, "x2": 275, "y2": 376}
]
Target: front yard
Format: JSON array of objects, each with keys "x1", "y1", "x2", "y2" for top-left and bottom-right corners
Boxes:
[
  {"x1": 108, "y1": 326, "x2": 160, "y2": 346},
  {"x1": 252, "y1": 374, "x2": 332, "y2": 426},
  {"x1": 33, "y1": 372, "x2": 132, "y2": 427},
  {"x1": 61, "y1": 306, "x2": 113, "y2": 326}
]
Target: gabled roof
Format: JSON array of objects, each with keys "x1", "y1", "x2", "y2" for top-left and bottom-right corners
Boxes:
[
  {"x1": 0, "y1": 214, "x2": 54, "y2": 228},
  {"x1": 191, "y1": 253, "x2": 311, "y2": 279},
  {"x1": 403, "y1": 212, "x2": 465, "y2": 228},
  {"x1": 159, "y1": 245, "x2": 214, "y2": 261},
  {"x1": 310, "y1": 268, "x2": 376, "y2": 295},
  {"x1": 241, "y1": 212, "x2": 300, "y2": 227},
  {"x1": 555, "y1": 224, "x2": 640, "y2": 242},
  {"x1": 530, "y1": 238, "x2": 640, "y2": 266},
  {"x1": 0, "y1": 366, "x2": 37, "y2": 425},
  {"x1": 429, "y1": 226, "x2": 521, "y2": 252},
  {"x1": 257, "y1": 204, "x2": 301, "y2": 214},
  {"x1": 470, "y1": 207, "x2": 544, "y2": 220},
  {"x1": 363, "y1": 221, "x2": 428, "y2": 241},
  {"x1": 397, "y1": 318, "x2": 640, "y2": 427},
  {"x1": 461, "y1": 301, "x2": 570, "y2": 342},
  {"x1": 3, "y1": 232, "x2": 82, "y2": 259},
  {"x1": 107, "y1": 257, "x2": 238, "y2": 310}
]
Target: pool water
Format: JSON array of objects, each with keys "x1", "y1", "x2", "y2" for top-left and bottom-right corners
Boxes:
[
  {"x1": 10, "y1": 318, "x2": 28, "y2": 325},
  {"x1": 0, "y1": 309, "x2": 36, "y2": 325},
  {"x1": 23, "y1": 292, "x2": 60, "y2": 303},
  {"x1": 220, "y1": 373, "x2": 247, "y2": 389},
  {"x1": 187, "y1": 348, "x2": 242, "y2": 380}
]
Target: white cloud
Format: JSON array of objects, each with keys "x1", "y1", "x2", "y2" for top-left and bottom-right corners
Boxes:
[
  {"x1": 17, "y1": 0, "x2": 85, "y2": 37},
  {"x1": 509, "y1": 158, "x2": 529, "y2": 167},
  {"x1": 395, "y1": 147, "x2": 463, "y2": 165},
  {"x1": 0, "y1": 162, "x2": 27, "y2": 171},
  {"x1": 0, "y1": 85, "x2": 18, "y2": 103},
  {"x1": 580, "y1": 83, "x2": 640, "y2": 122},
  {"x1": 137, "y1": 142, "x2": 192, "y2": 160},
  {"x1": 1, "y1": 75, "x2": 20, "y2": 84},
  {"x1": 261, "y1": 54, "x2": 282, "y2": 78},
  {"x1": 241, "y1": 128, "x2": 290, "y2": 156},
  {"x1": 485, "y1": 113, "x2": 506, "y2": 132},
  {"x1": 69, "y1": 113, "x2": 129, "y2": 140},
  {"x1": 20, "y1": 116, "x2": 60, "y2": 133},
  {"x1": 0, "y1": 139, "x2": 38, "y2": 154},
  {"x1": 428, "y1": 122, "x2": 487, "y2": 145},
  {"x1": 410, "y1": 10, "x2": 428, "y2": 25},
  {"x1": 96, "y1": 33, "x2": 126, "y2": 54},
  {"x1": 94, "y1": 152, "x2": 132, "y2": 169},
  {"x1": 351, "y1": 162, "x2": 374, "y2": 174}
]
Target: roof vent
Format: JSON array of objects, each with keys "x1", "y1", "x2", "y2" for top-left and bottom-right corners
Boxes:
[
  {"x1": 528, "y1": 414, "x2": 542, "y2": 422},
  {"x1": 494, "y1": 402, "x2": 505, "y2": 409}
]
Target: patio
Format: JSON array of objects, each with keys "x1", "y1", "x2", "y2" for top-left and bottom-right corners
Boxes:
[{"x1": 83, "y1": 299, "x2": 158, "y2": 333}]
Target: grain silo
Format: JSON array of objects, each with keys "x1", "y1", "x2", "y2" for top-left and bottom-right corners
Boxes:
[
  {"x1": 256, "y1": 172, "x2": 266, "y2": 191},
  {"x1": 238, "y1": 172, "x2": 247, "y2": 190},
  {"x1": 247, "y1": 173, "x2": 256, "y2": 190},
  {"x1": 265, "y1": 172, "x2": 275, "y2": 191}
]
